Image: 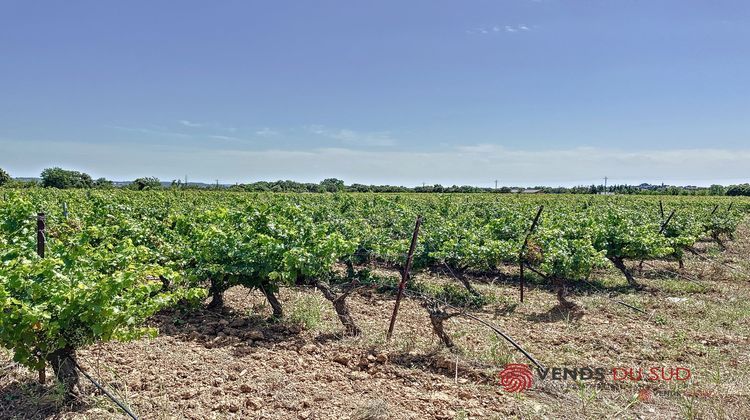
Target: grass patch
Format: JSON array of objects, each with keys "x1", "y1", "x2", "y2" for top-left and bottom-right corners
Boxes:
[
  {"x1": 288, "y1": 294, "x2": 323, "y2": 330},
  {"x1": 413, "y1": 281, "x2": 496, "y2": 309},
  {"x1": 352, "y1": 399, "x2": 389, "y2": 420},
  {"x1": 656, "y1": 278, "x2": 711, "y2": 294},
  {"x1": 480, "y1": 333, "x2": 514, "y2": 367}
]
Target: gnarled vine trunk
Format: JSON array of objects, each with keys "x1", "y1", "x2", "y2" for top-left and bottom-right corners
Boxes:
[
  {"x1": 345, "y1": 260, "x2": 356, "y2": 279},
  {"x1": 261, "y1": 282, "x2": 283, "y2": 319},
  {"x1": 712, "y1": 232, "x2": 727, "y2": 250},
  {"x1": 207, "y1": 277, "x2": 225, "y2": 309},
  {"x1": 448, "y1": 265, "x2": 481, "y2": 297},
  {"x1": 47, "y1": 348, "x2": 79, "y2": 400},
  {"x1": 315, "y1": 281, "x2": 360, "y2": 336},
  {"x1": 609, "y1": 256, "x2": 637, "y2": 287},
  {"x1": 551, "y1": 277, "x2": 579, "y2": 310},
  {"x1": 424, "y1": 302, "x2": 460, "y2": 348}
]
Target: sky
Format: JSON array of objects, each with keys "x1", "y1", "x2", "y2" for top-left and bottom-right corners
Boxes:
[{"x1": 1, "y1": 0, "x2": 749, "y2": 187}]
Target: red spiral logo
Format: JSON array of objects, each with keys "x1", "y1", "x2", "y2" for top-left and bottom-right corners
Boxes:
[
  {"x1": 498, "y1": 363, "x2": 533, "y2": 392},
  {"x1": 638, "y1": 388, "x2": 653, "y2": 402}
]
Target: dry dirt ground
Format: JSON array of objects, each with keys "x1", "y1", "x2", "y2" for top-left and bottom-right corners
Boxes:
[{"x1": 2, "y1": 225, "x2": 750, "y2": 419}]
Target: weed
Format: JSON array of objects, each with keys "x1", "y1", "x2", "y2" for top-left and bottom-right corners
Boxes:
[
  {"x1": 482, "y1": 333, "x2": 513, "y2": 367},
  {"x1": 679, "y1": 396, "x2": 700, "y2": 420},
  {"x1": 288, "y1": 295, "x2": 323, "y2": 330},
  {"x1": 575, "y1": 380, "x2": 598, "y2": 415},
  {"x1": 353, "y1": 398, "x2": 389, "y2": 420},
  {"x1": 454, "y1": 409, "x2": 469, "y2": 420}
]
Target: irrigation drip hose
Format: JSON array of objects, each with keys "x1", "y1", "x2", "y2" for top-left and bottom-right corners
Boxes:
[
  {"x1": 372, "y1": 281, "x2": 546, "y2": 371},
  {"x1": 68, "y1": 357, "x2": 139, "y2": 420},
  {"x1": 640, "y1": 261, "x2": 705, "y2": 285},
  {"x1": 523, "y1": 262, "x2": 648, "y2": 315},
  {"x1": 578, "y1": 278, "x2": 648, "y2": 315},
  {"x1": 688, "y1": 246, "x2": 750, "y2": 278},
  {"x1": 452, "y1": 308, "x2": 546, "y2": 371},
  {"x1": 613, "y1": 300, "x2": 646, "y2": 314}
]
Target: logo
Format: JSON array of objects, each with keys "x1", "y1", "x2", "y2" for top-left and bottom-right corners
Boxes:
[
  {"x1": 498, "y1": 363, "x2": 533, "y2": 392},
  {"x1": 638, "y1": 388, "x2": 653, "y2": 402},
  {"x1": 612, "y1": 367, "x2": 691, "y2": 381},
  {"x1": 496, "y1": 365, "x2": 691, "y2": 393}
]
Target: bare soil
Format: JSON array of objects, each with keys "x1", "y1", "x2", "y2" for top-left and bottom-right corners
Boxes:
[{"x1": 2, "y1": 225, "x2": 750, "y2": 419}]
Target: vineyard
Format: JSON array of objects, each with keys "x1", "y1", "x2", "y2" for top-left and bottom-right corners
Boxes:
[{"x1": 1, "y1": 190, "x2": 750, "y2": 419}]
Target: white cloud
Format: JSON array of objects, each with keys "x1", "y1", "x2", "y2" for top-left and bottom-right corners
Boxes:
[
  {"x1": 305, "y1": 125, "x2": 396, "y2": 147},
  {"x1": 469, "y1": 24, "x2": 534, "y2": 35},
  {"x1": 209, "y1": 135, "x2": 253, "y2": 143},
  {"x1": 179, "y1": 120, "x2": 204, "y2": 128},
  {"x1": 179, "y1": 120, "x2": 240, "y2": 133},
  {"x1": 255, "y1": 127, "x2": 280, "y2": 137},
  {"x1": 3, "y1": 138, "x2": 749, "y2": 187},
  {"x1": 110, "y1": 126, "x2": 191, "y2": 138}
]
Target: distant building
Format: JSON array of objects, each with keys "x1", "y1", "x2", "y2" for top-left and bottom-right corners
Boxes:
[
  {"x1": 521, "y1": 189, "x2": 543, "y2": 194},
  {"x1": 638, "y1": 183, "x2": 661, "y2": 191}
]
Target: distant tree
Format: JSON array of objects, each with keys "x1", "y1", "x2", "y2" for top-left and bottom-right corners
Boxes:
[
  {"x1": 708, "y1": 184, "x2": 726, "y2": 196},
  {"x1": 41, "y1": 167, "x2": 94, "y2": 189},
  {"x1": 549, "y1": 187, "x2": 569, "y2": 194},
  {"x1": 665, "y1": 186, "x2": 681, "y2": 195},
  {"x1": 319, "y1": 178, "x2": 345, "y2": 193},
  {"x1": 0, "y1": 167, "x2": 10, "y2": 187},
  {"x1": 726, "y1": 184, "x2": 750, "y2": 197},
  {"x1": 93, "y1": 177, "x2": 114, "y2": 189},
  {"x1": 347, "y1": 183, "x2": 372, "y2": 192},
  {"x1": 131, "y1": 177, "x2": 162, "y2": 190}
]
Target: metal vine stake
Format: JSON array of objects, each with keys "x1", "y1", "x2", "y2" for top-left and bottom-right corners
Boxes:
[
  {"x1": 387, "y1": 215, "x2": 422, "y2": 341},
  {"x1": 519, "y1": 206, "x2": 544, "y2": 303},
  {"x1": 36, "y1": 212, "x2": 46, "y2": 384}
]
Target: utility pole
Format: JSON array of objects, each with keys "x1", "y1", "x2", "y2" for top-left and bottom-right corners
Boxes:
[
  {"x1": 495, "y1": 180, "x2": 498, "y2": 190},
  {"x1": 604, "y1": 176, "x2": 608, "y2": 192}
]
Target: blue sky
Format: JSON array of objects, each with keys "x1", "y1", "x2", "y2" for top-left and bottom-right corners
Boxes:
[{"x1": 1, "y1": 0, "x2": 749, "y2": 187}]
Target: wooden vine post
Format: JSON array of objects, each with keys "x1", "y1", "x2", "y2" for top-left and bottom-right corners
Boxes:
[
  {"x1": 659, "y1": 209, "x2": 676, "y2": 234},
  {"x1": 519, "y1": 206, "x2": 544, "y2": 303},
  {"x1": 36, "y1": 212, "x2": 46, "y2": 384},
  {"x1": 386, "y1": 215, "x2": 422, "y2": 341}
]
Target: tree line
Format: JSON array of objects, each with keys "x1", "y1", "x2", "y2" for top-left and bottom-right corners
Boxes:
[{"x1": 0, "y1": 166, "x2": 748, "y2": 196}]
